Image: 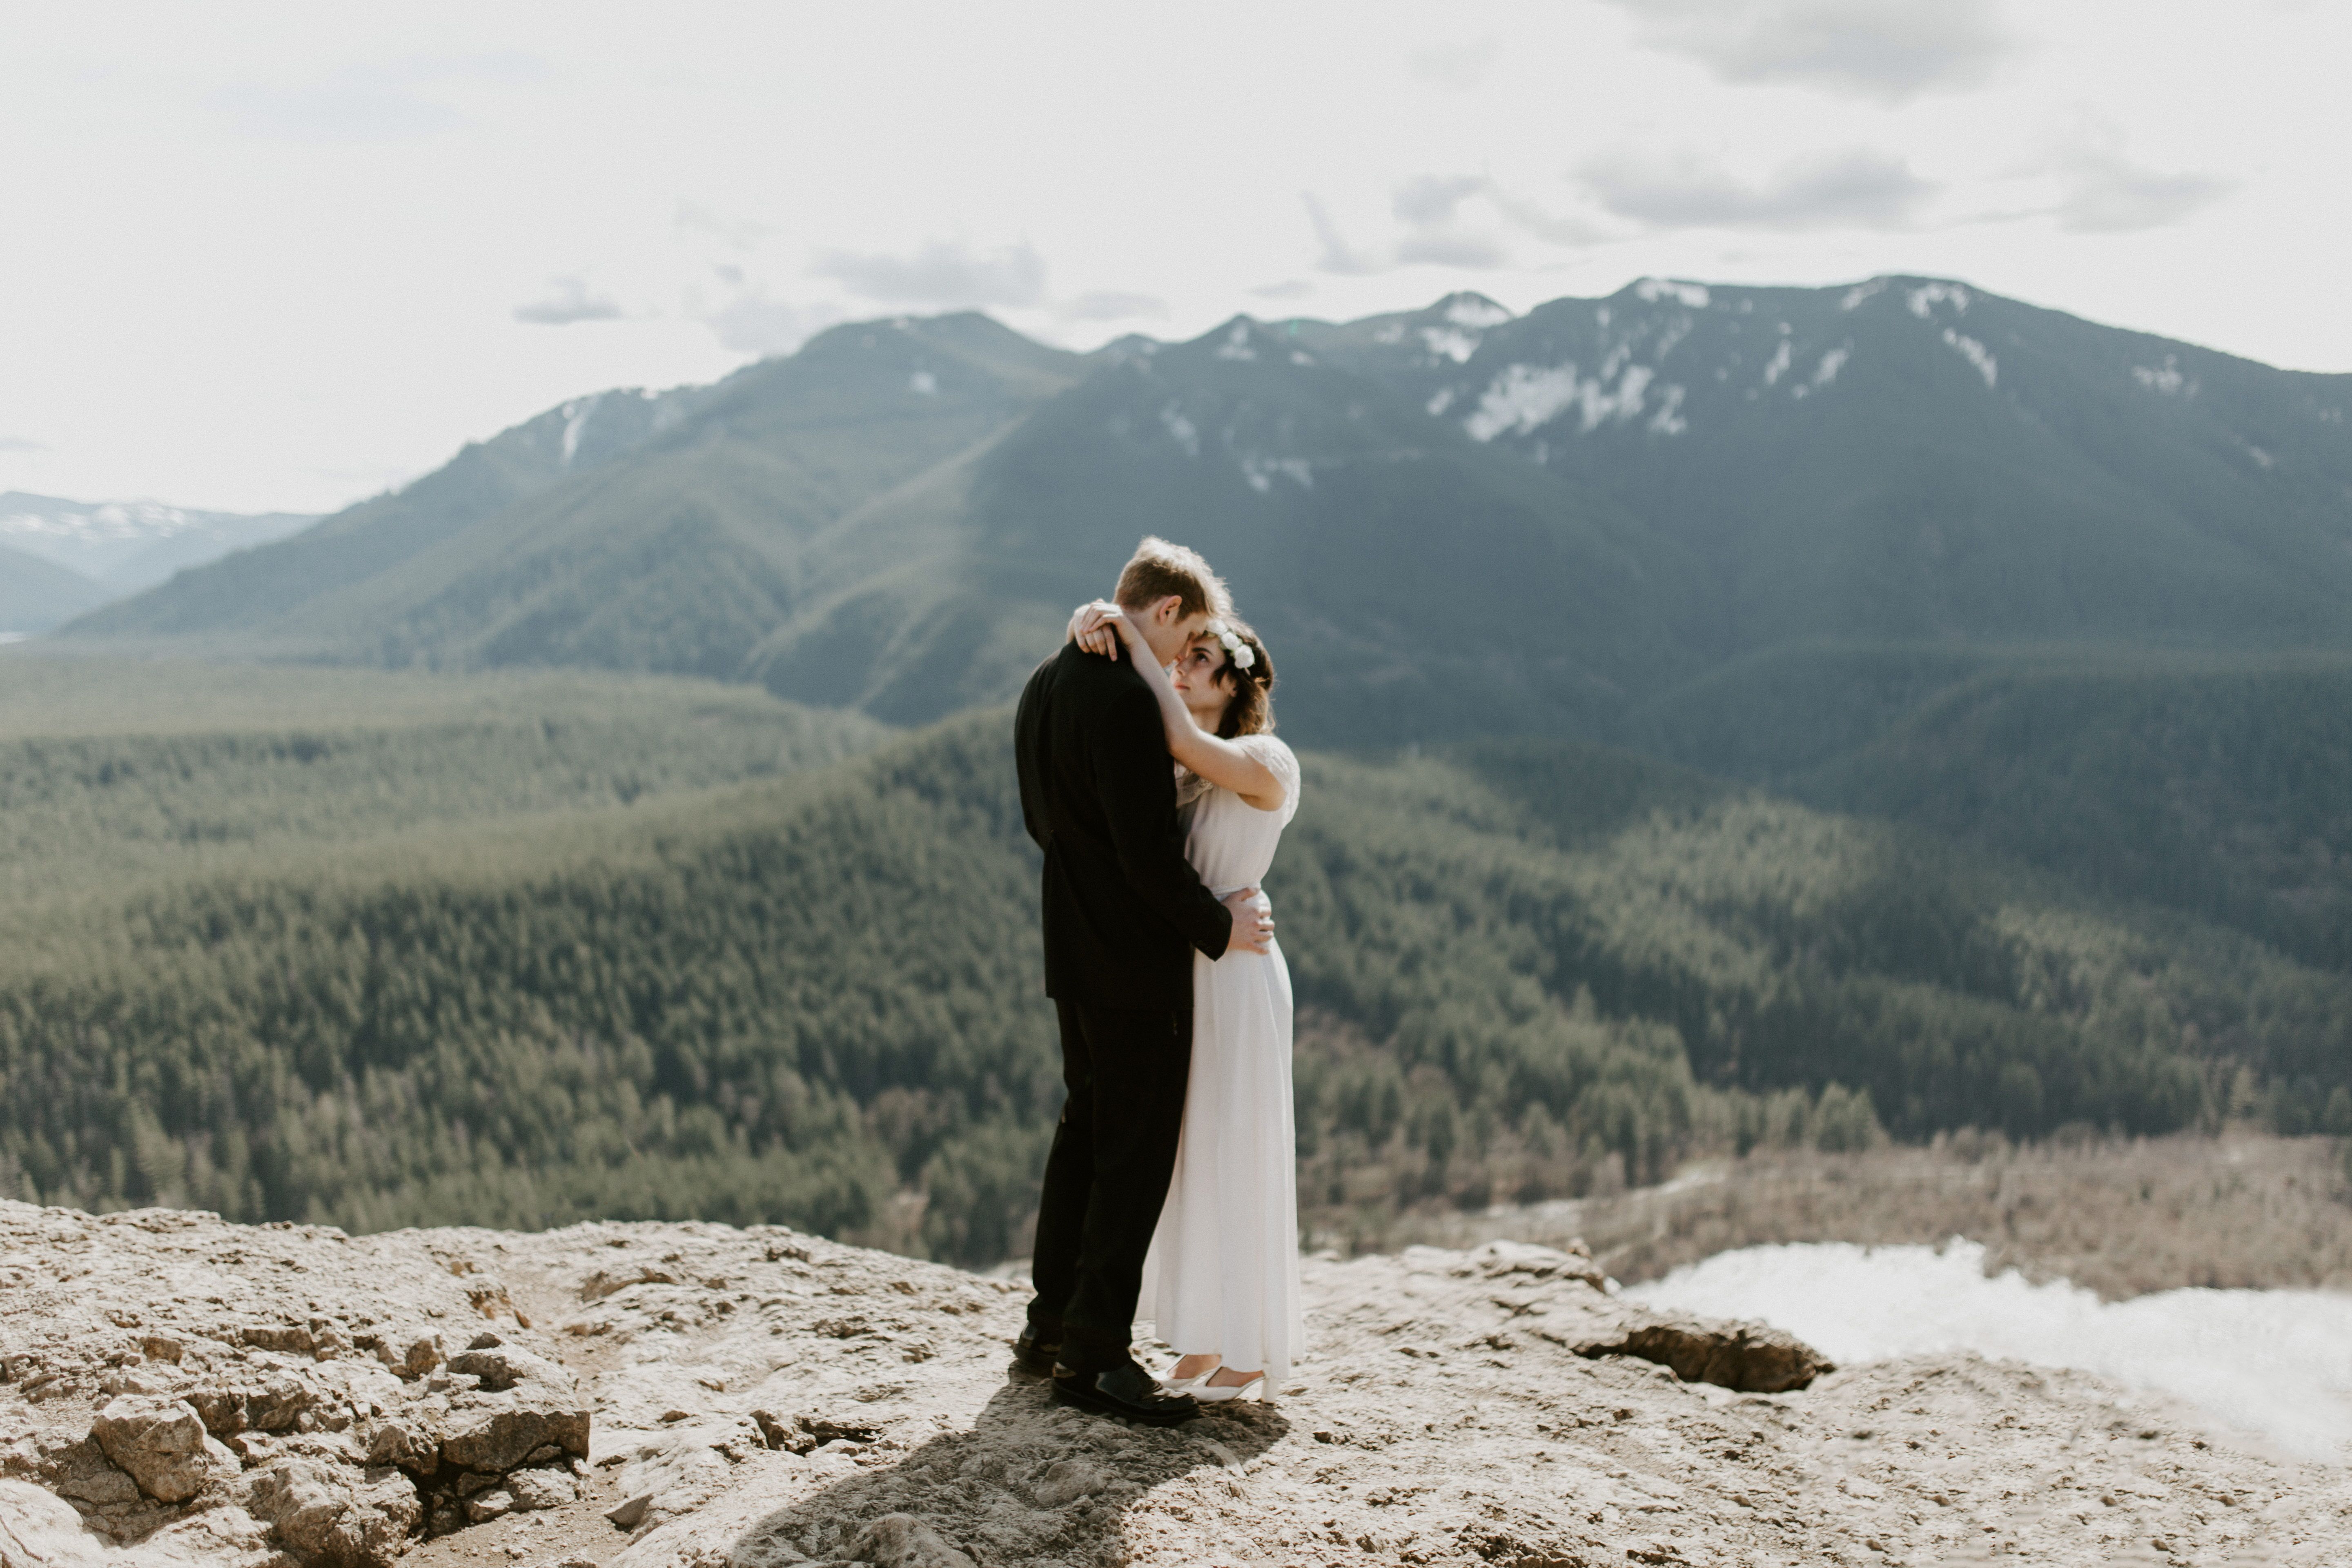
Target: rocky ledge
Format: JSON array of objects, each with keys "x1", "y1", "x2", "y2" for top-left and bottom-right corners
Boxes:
[{"x1": 2, "y1": 1200, "x2": 2346, "y2": 1567}]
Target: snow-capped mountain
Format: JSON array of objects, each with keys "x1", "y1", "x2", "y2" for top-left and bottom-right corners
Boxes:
[
  {"x1": 60, "y1": 277, "x2": 2352, "y2": 739},
  {"x1": 0, "y1": 493, "x2": 317, "y2": 594}
]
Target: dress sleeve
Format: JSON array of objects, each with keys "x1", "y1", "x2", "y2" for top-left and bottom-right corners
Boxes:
[{"x1": 1242, "y1": 735, "x2": 1302, "y2": 827}]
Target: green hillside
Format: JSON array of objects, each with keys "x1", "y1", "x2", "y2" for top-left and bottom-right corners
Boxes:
[
  {"x1": 0, "y1": 655, "x2": 888, "y2": 937},
  {"x1": 1801, "y1": 655, "x2": 2352, "y2": 973},
  {"x1": 6, "y1": 690, "x2": 2345, "y2": 1264}
]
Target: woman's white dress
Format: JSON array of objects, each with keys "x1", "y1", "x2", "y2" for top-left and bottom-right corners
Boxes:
[{"x1": 1140, "y1": 733, "x2": 1304, "y2": 1382}]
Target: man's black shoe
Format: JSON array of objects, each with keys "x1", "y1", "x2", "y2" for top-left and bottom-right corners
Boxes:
[
  {"x1": 1011, "y1": 1326, "x2": 1060, "y2": 1377},
  {"x1": 1049, "y1": 1361, "x2": 1199, "y2": 1426}
]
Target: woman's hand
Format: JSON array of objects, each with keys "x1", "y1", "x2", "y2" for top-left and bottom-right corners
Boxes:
[{"x1": 1066, "y1": 599, "x2": 1140, "y2": 660}]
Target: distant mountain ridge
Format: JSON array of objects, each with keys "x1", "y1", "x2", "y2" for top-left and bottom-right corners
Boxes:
[
  {"x1": 0, "y1": 491, "x2": 317, "y2": 632},
  {"x1": 62, "y1": 277, "x2": 2352, "y2": 742}
]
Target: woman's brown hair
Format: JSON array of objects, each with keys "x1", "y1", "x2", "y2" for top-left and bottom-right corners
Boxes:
[{"x1": 1207, "y1": 618, "x2": 1276, "y2": 739}]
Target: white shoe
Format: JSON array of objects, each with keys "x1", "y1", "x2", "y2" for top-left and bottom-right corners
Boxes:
[
  {"x1": 1191, "y1": 1372, "x2": 1265, "y2": 1403},
  {"x1": 1160, "y1": 1357, "x2": 1220, "y2": 1394}
]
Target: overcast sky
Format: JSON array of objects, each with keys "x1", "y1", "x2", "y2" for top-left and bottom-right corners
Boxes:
[{"x1": 2, "y1": 0, "x2": 2344, "y2": 514}]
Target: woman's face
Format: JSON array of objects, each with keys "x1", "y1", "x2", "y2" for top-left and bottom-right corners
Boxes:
[{"x1": 1170, "y1": 637, "x2": 1231, "y2": 724}]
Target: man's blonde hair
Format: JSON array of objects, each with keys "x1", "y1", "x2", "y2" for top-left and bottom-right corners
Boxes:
[{"x1": 1113, "y1": 536, "x2": 1229, "y2": 621}]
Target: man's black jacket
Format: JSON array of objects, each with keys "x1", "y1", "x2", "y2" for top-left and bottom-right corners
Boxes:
[{"x1": 1015, "y1": 641, "x2": 1232, "y2": 1007}]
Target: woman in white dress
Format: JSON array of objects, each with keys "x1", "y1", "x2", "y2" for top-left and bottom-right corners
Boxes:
[{"x1": 1068, "y1": 601, "x2": 1303, "y2": 1403}]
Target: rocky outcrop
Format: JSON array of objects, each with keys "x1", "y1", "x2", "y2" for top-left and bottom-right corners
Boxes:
[
  {"x1": 88, "y1": 1399, "x2": 233, "y2": 1504},
  {"x1": 0, "y1": 1205, "x2": 588, "y2": 1568},
  {"x1": 6, "y1": 1200, "x2": 2350, "y2": 1567}
]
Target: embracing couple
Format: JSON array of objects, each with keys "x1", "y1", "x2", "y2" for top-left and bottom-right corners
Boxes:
[{"x1": 1011, "y1": 537, "x2": 1302, "y2": 1427}]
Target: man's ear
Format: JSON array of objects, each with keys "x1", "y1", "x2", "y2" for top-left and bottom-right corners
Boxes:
[{"x1": 1149, "y1": 595, "x2": 1183, "y2": 628}]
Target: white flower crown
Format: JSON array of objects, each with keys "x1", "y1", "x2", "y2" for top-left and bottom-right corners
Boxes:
[{"x1": 1203, "y1": 618, "x2": 1257, "y2": 671}]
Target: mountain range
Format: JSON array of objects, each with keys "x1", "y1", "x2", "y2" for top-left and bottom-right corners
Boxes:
[
  {"x1": 51, "y1": 278, "x2": 2352, "y2": 970},
  {"x1": 0, "y1": 492, "x2": 316, "y2": 632},
  {"x1": 62, "y1": 278, "x2": 2350, "y2": 738}
]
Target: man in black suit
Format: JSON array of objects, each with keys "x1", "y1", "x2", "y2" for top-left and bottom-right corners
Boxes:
[{"x1": 1012, "y1": 537, "x2": 1276, "y2": 1426}]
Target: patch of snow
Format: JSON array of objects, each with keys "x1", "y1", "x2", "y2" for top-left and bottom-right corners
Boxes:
[
  {"x1": 1761, "y1": 340, "x2": 1793, "y2": 387},
  {"x1": 1595, "y1": 306, "x2": 1611, "y2": 330},
  {"x1": 1372, "y1": 324, "x2": 1406, "y2": 345},
  {"x1": 1290, "y1": 350, "x2": 1314, "y2": 366},
  {"x1": 1629, "y1": 1241, "x2": 2352, "y2": 1463},
  {"x1": 1840, "y1": 279, "x2": 1887, "y2": 311},
  {"x1": 1215, "y1": 322, "x2": 1258, "y2": 361},
  {"x1": 0, "y1": 632, "x2": 27, "y2": 644},
  {"x1": 1943, "y1": 329, "x2": 1998, "y2": 388},
  {"x1": 560, "y1": 394, "x2": 603, "y2": 467},
  {"x1": 2249, "y1": 445, "x2": 2275, "y2": 469},
  {"x1": 1813, "y1": 347, "x2": 1850, "y2": 387},
  {"x1": 1444, "y1": 296, "x2": 1512, "y2": 329},
  {"x1": 1158, "y1": 402, "x2": 1200, "y2": 458},
  {"x1": 1465, "y1": 365, "x2": 1581, "y2": 440},
  {"x1": 2132, "y1": 356, "x2": 2196, "y2": 397},
  {"x1": 1647, "y1": 384, "x2": 1688, "y2": 435},
  {"x1": 908, "y1": 370, "x2": 938, "y2": 396},
  {"x1": 1240, "y1": 456, "x2": 1313, "y2": 492},
  {"x1": 0, "y1": 500, "x2": 195, "y2": 542},
  {"x1": 1426, "y1": 388, "x2": 1457, "y2": 417},
  {"x1": 1653, "y1": 318, "x2": 1694, "y2": 363},
  {"x1": 1463, "y1": 360, "x2": 1662, "y2": 441},
  {"x1": 1635, "y1": 278, "x2": 1710, "y2": 309},
  {"x1": 1907, "y1": 282, "x2": 1971, "y2": 318},
  {"x1": 1422, "y1": 326, "x2": 1481, "y2": 363}
]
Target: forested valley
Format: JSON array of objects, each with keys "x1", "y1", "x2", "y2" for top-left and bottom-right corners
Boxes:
[{"x1": 5, "y1": 657, "x2": 2347, "y2": 1267}]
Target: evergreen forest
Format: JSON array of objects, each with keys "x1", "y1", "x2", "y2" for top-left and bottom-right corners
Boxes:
[{"x1": 5, "y1": 657, "x2": 2347, "y2": 1266}]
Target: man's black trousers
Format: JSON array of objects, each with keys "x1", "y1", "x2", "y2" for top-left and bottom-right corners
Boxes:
[{"x1": 1026, "y1": 996, "x2": 1191, "y2": 1372}]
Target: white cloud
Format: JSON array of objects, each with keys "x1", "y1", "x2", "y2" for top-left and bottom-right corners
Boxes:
[
  {"x1": 1303, "y1": 195, "x2": 1384, "y2": 276},
  {"x1": 674, "y1": 201, "x2": 773, "y2": 252},
  {"x1": 0, "y1": 437, "x2": 48, "y2": 454},
  {"x1": 1578, "y1": 147, "x2": 1935, "y2": 231},
  {"x1": 1060, "y1": 291, "x2": 1168, "y2": 322},
  {"x1": 700, "y1": 290, "x2": 841, "y2": 358},
  {"x1": 812, "y1": 240, "x2": 1047, "y2": 306},
  {"x1": 214, "y1": 53, "x2": 542, "y2": 143},
  {"x1": 511, "y1": 276, "x2": 622, "y2": 326},
  {"x1": 1392, "y1": 174, "x2": 1486, "y2": 229},
  {"x1": 2046, "y1": 150, "x2": 2233, "y2": 234},
  {"x1": 1405, "y1": 38, "x2": 1503, "y2": 91},
  {"x1": 1605, "y1": 0, "x2": 2019, "y2": 102}
]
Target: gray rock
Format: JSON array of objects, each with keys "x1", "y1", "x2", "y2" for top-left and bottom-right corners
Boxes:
[
  {"x1": 846, "y1": 1514, "x2": 975, "y2": 1568},
  {"x1": 240, "y1": 1324, "x2": 315, "y2": 1356},
  {"x1": 506, "y1": 1466, "x2": 578, "y2": 1511},
  {"x1": 1032, "y1": 1458, "x2": 1107, "y2": 1508},
  {"x1": 362, "y1": 1411, "x2": 439, "y2": 1473},
  {"x1": 0, "y1": 1478, "x2": 110, "y2": 1568},
  {"x1": 399, "y1": 1335, "x2": 442, "y2": 1379},
  {"x1": 462, "y1": 1488, "x2": 513, "y2": 1523},
  {"x1": 243, "y1": 1460, "x2": 422, "y2": 1568},
  {"x1": 90, "y1": 1395, "x2": 228, "y2": 1503},
  {"x1": 605, "y1": 1490, "x2": 655, "y2": 1528},
  {"x1": 1575, "y1": 1314, "x2": 1834, "y2": 1393},
  {"x1": 47, "y1": 1440, "x2": 140, "y2": 1508}
]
